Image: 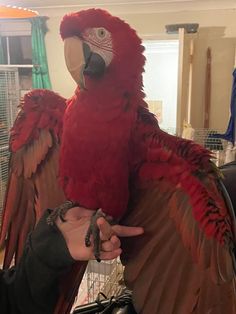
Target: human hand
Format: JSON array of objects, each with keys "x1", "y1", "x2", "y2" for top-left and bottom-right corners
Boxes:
[{"x1": 56, "y1": 206, "x2": 144, "y2": 261}]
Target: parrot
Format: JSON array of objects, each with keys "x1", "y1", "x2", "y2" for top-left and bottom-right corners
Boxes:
[{"x1": 1, "y1": 7, "x2": 236, "y2": 314}]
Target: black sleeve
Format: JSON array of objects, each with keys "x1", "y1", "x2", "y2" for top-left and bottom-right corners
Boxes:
[
  {"x1": 220, "y1": 161, "x2": 236, "y2": 212},
  {"x1": 0, "y1": 209, "x2": 76, "y2": 314}
]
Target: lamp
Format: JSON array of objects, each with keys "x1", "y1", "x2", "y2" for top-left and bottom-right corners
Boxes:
[{"x1": 0, "y1": 5, "x2": 38, "y2": 19}]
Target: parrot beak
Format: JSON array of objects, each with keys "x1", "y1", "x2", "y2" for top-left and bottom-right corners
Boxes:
[
  {"x1": 82, "y1": 43, "x2": 106, "y2": 79},
  {"x1": 64, "y1": 37, "x2": 106, "y2": 89},
  {"x1": 64, "y1": 37, "x2": 86, "y2": 89}
]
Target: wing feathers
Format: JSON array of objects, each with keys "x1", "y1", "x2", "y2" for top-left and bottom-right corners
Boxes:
[
  {"x1": 34, "y1": 145, "x2": 65, "y2": 219},
  {"x1": 0, "y1": 173, "x2": 24, "y2": 246},
  {"x1": 2, "y1": 179, "x2": 35, "y2": 267},
  {"x1": 0, "y1": 90, "x2": 66, "y2": 268},
  {"x1": 123, "y1": 186, "x2": 174, "y2": 284},
  {"x1": 121, "y1": 181, "x2": 236, "y2": 313},
  {"x1": 23, "y1": 130, "x2": 53, "y2": 179}
]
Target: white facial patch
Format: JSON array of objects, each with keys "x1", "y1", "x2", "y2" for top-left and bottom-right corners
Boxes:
[{"x1": 83, "y1": 27, "x2": 114, "y2": 67}]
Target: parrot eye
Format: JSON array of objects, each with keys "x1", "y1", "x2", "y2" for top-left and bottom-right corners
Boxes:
[
  {"x1": 83, "y1": 27, "x2": 113, "y2": 67},
  {"x1": 96, "y1": 28, "x2": 107, "y2": 39}
]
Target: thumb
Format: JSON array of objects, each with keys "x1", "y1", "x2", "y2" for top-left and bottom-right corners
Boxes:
[{"x1": 65, "y1": 206, "x2": 95, "y2": 220}]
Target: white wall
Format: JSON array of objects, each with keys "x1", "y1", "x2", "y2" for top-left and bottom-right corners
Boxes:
[{"x1": 44, "y1": 17, "x2": 76, "y2": 97}]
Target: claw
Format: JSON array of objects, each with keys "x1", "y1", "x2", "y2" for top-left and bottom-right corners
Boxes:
[
  {"x1": 47, "y1": 200, "x2": 77, "y2": 226},
  {"x1": 85, "y1": 209, "x2": 106, "y2": 262}
]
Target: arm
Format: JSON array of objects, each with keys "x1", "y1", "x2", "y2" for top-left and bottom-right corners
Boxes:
[
  {"x1": 0, "y1": 209, "x2": 74, "y2": 314},
  {"x1": 220, "y1": 161, "x2": 236, "y2": 212},
  {"x1": 0, "y1": 207, "x2": 143, "y2": 314}
]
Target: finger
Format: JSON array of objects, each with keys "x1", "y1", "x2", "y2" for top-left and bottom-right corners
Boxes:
[
  {"x1": 100, "y1": 248, "x2": 122, "y2": 260},
  {"x1": 112, "y1": 225, "x2": 144, "y2": 237},
  {"x1": 101, "y1": 241, "x2": 114, "y2": 252},
  {"x1": 101, "y1": 236, "x2": 121, "y2": 252},
  {"x1": 97, "y1": 217, "x2": 113, "y2": 240},
  {"x1": 110, "y1": 235, "x2": 121, "y2": 249}
]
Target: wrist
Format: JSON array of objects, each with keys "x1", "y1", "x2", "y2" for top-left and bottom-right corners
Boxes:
[{"x1": 31, "y1": 210, "x2": 76, "y2": 268}]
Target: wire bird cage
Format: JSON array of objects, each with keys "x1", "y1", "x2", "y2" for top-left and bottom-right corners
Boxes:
[
  {"x1": 86, "y1": 259, "x2": 124, "y2": 302},
  {"x1": 0, "y1": 68, "x2": 20, "y2": 223},
  {"x1": 72, "y1": 258, "x2": 124, "y2": 309},
  {"x1": 192, "y1": 128, "x2": 230, "y2": 166},
  {"x1": 163, "y1": 126, "x2": 232, "y2": 167}
]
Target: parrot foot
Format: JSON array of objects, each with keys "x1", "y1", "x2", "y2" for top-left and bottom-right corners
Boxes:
[
  {"x1": 85, "y1": 209, "x2": 108, "y2": 263},
  {"x1": 47, "y1": 200, "x2": 78, "y2": 225}
]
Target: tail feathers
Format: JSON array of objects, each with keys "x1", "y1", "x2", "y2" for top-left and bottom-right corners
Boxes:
[{"x1": 54, "y1": 261, "x2": 87, "y2": 314}]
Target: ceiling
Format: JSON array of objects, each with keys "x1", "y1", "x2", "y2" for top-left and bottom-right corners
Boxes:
[
  {"x1": 1, "y1": 0, "x2": 236, "y2": 13},
  {"x1": 2, "y1": 0, "x2": 200, "y2": 7}
]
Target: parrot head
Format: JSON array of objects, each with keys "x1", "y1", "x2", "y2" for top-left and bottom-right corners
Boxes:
[{"x1": 60, "y1": 8, "x2": 145, "y2": 94}]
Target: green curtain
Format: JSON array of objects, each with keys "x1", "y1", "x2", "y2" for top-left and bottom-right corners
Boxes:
[
  {"x1": 0, "y1": 36, "x2": 5, "y2": 64},
  {"x1": 30, "y1": 17, "x2": 52, "y2": 89}
]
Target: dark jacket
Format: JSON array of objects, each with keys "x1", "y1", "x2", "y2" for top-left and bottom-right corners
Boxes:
[
  {"x1": 220, "y1": 161, "x2": 236, "y2": 212},
  {"x1": 0, "y1": 210, "x2": 75, "y2": 314}
]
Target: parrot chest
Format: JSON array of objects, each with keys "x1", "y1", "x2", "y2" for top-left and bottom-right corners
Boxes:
[{"x1": 60, "y1": 97, "x2": 136, "y2": 218}]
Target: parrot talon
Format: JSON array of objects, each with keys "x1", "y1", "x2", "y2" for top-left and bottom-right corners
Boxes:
[
  {"x1": 47, "y1": 200, "x2": 77, "y2": 226},
  {"x1": 95, "y1": 254, "x2": 101, "y2": 263},
  {"x1": 59, "y1": 213, "x2": 67, "y2": 222},
  {"x1": 85, "y1": 224, "x2": 92, "y2": 247},
  {"x1": 85, "y1": 209, "x2": 106, "y2": 262}
]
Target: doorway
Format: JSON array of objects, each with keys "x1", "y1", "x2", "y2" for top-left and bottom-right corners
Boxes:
[{"x1": 143, "y1": 40, "x2": 179, "y2": 133}]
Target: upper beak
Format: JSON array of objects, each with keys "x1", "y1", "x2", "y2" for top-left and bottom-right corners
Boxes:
[
  {"x1": 64, "y1": 37, "x2": 86, "y2": 89},
  {"x1": 64, "y1": 36, "x2": 106, "y2": 89}
]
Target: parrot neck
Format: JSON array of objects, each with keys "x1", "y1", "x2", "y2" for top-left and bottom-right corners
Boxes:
[
  {"x1": 75, "y1": 76, "x2": 143, "y2": 114},
  {"x1": 83, "y1": 70, "x2": 143, "y2": 102}
]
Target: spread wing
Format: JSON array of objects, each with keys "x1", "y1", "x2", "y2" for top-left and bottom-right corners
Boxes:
[
  {"x1": 121, "y1": 107, "x2": 236, "y2": 314},
  {"x1": 0, "y1": 89, "x2": 67, "y2": 268}
]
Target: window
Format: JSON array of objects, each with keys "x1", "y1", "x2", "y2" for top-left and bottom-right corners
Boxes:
[
  {"x1": 1, "y1": 35, "x2": 32, "y2": 93},
  {"x1": 0, "y1": 20, "x2": 32, "y2": 219},
  {"x1": 2, "y1": 35, "x2": 32, "y2": 64},
  {"x1": 0, "y1": 20, "x2": 32, "y2": 94}
]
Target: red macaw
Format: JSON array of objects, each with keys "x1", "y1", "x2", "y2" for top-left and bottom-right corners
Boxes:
[{"x1": 1, "y1": 8, "x2": 236, "y2": 314}]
